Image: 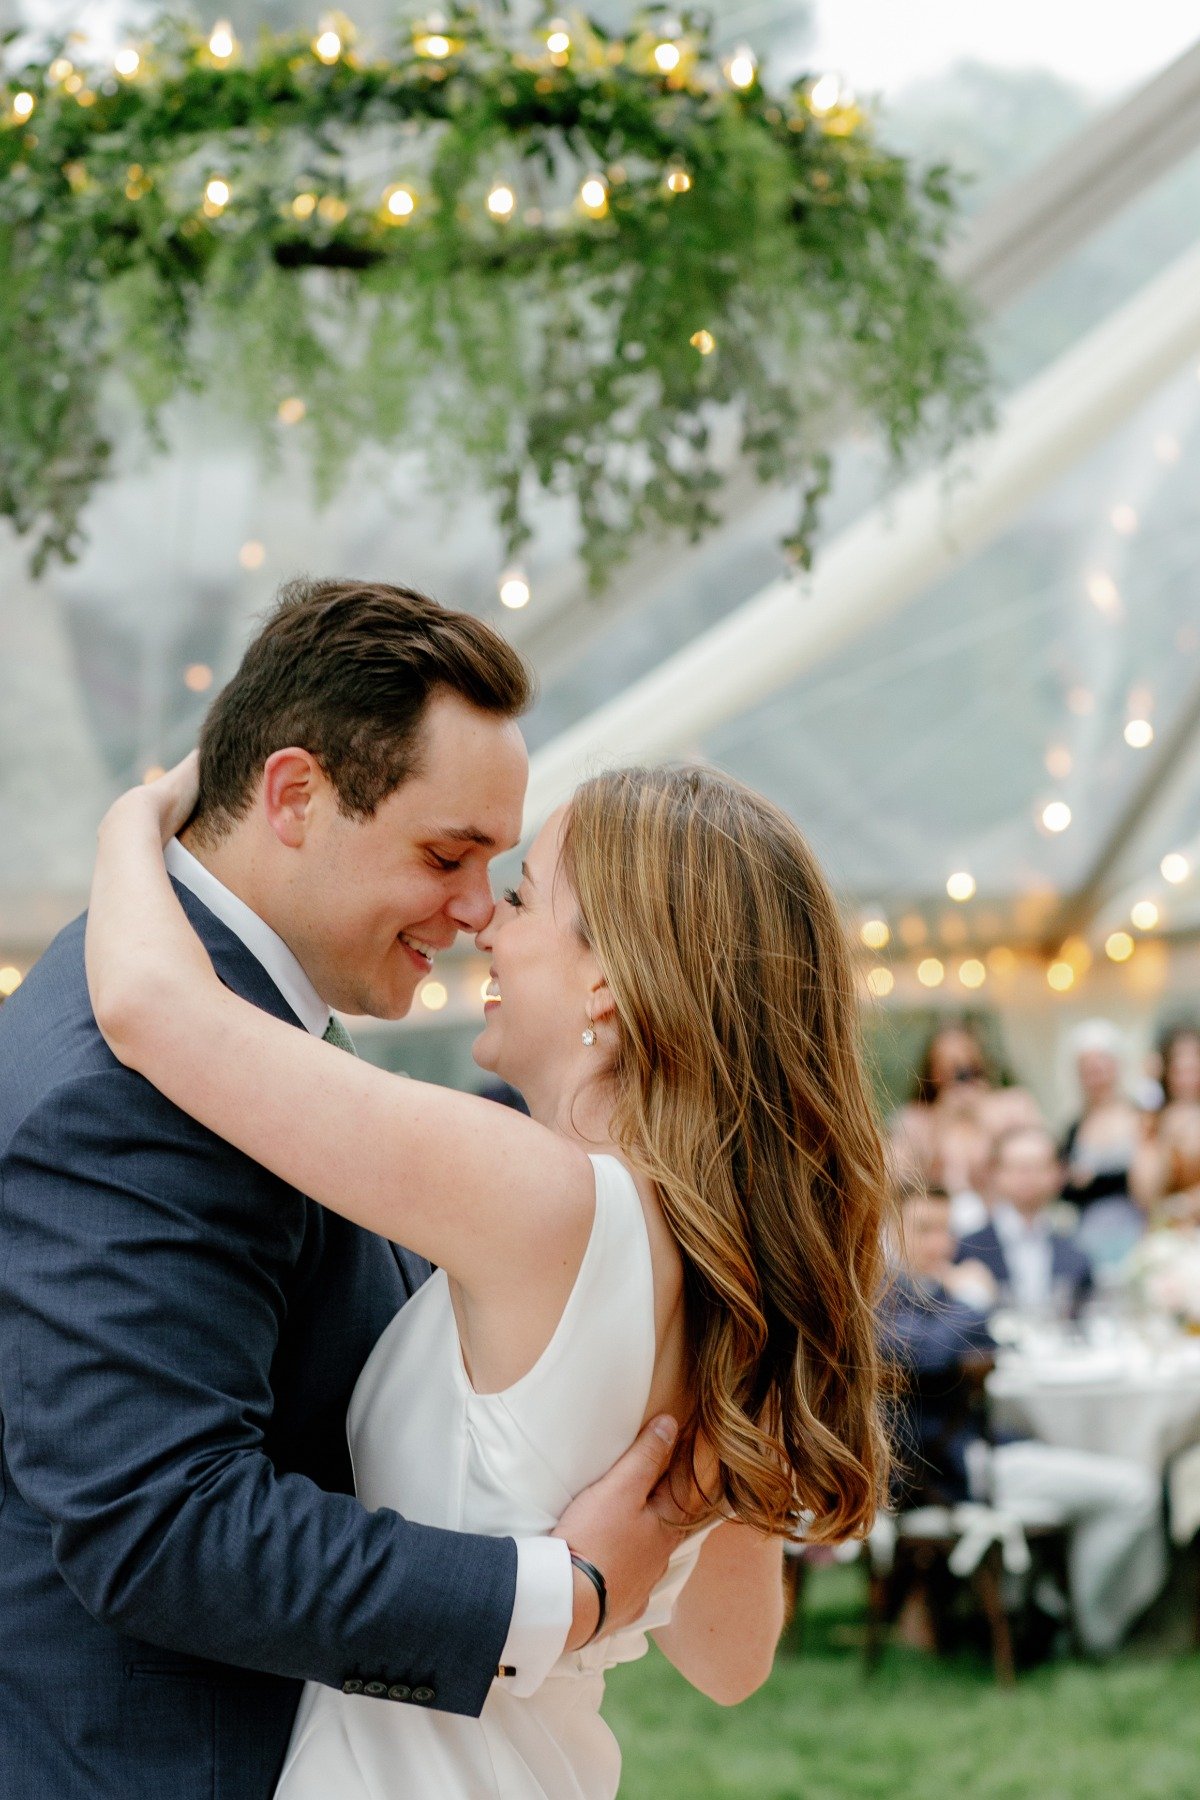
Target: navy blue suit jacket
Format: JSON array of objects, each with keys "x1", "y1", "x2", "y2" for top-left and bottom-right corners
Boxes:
[
  {"x1": 0, "y1": 889, "x2": 516, "y2": 1800},
  {"x1": 955, "y1": 1217, "x2": 1094, "y2": 1317}
]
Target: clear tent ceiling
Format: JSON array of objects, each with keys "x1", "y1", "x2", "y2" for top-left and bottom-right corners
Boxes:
[{"x1": 3, "y1": 1, "x2": 1200, "y2": 970}]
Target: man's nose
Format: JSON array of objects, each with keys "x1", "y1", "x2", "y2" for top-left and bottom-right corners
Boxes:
[{"x1": 451, "y1": 868, "x2": 496, "y2": 935}]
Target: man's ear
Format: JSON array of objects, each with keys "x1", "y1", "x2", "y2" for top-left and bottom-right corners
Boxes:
[{"x1": 261, "y1": 748, "x2": 322, "y2": 849}]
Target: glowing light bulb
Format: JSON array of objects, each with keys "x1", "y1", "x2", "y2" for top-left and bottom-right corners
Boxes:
[
  {"x1": 665, "y1": 168, "x2": 692, "y2": 194},
  {"x1": 239, "y1": 540, "x2": 265, "y2": 570},
  {"x1": 860, "y1": 919, "x2": 890, "y2": 950},
  {"x1": 726, "y1": 46, "x2": 757, "y2": 89},
  {"x1": 204, "y1": 177, "x2": 230, "y2": 212},
  {"x1": 499, "y1": 572, "x2": 530, "y2": 610},
  {"x1": 1105, "y1": 931, "x2": 1134, "y2": 963},
  {"x1": 1131, "y1": 900, "x2": 1159, "y2": 931},
  {"x1": 291, "y1": 192, "x2": 318, "y2": 219},
  {"x1": 809, "y1": 72, "x2": 841, "y2": 114},
  {"x1": 959, "y1": 959, "x2": 987, "y2": 990},
  {"x1": 1161, "y1": 853, "x2": 1190, "y2": 885},
  {"x1": 653, "y1": 42, "x2": 682, "y2": 73},
  {"x1": 277, "y1": 396, "x2": 306, "y2": 426},
  {"x1": 383, "y1": 184, "x2": 417, "y2": 220},
  {"x1": 0, "y1": 966, "x2": 23, "y2": 997},
  {"x1": 184, "y1": 664, "x2": 214, "y2": 693},
  {"x1": 48, "y1": 59, "x2": 73, "y2": 84},
  {"x1": 690, "y1": 329, "x2": 716, "y2": 355},
  {"x1": 1124, "y1": 719, "x2": 1154, "y2": 749},
  {"x1": 579, "y1": 176, "x2": 609, "y2": 217},
  {"x1": 1086, "y1": 571, "x2": 1120, "y2": 615},
  {"x1": 486, "y1": 183, "x2": 516, "y2": 220},
  {"x1": 420, "y1": 980, "x2": 448, "y2": 1011},
  {"x1": 1047, "y1": 961, "x2": 1075, "y2": 992},
  {"x1": 12, "y1": 91, "x2": 34, "y2": 119},
  {"x1": 946, "y1": 871, "x2": 976, "y2": 903},
  {"x1": 209, "y1": 20, "x2": 236, "y2": 61},
  {"x1": 866, "y1": 967, "x2": 894, "y2": 998},
  {"x1": 916, "y1": 958, "x2": 945, "y2": 988},
  {"x1": 1042, "y1": 801, "x2": 1072, "y2": 834},
  {"x1": 313, "y1": 26, "x2": 342, "y2": 64},
  {"x1": 546, "y1": 23, "x2": 571, "y2": 57},
  {"x1": 114, "y1": 47, "x2": 140, "y2": 77}
]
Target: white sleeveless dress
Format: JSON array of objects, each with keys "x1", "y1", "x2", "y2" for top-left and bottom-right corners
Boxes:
[{"x1": 274, "y1": 1154, "x2": 710, "y2": 1800}]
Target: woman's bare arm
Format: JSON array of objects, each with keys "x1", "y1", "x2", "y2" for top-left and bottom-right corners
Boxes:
[
  {"x1": 651, "y1": 1523, "x2": 784, "y2": 1705},
  {"x1": 85, "y1": 766, "x2": 594, "y2": 1298}
]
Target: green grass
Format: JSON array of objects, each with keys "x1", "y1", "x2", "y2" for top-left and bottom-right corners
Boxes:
[{"x1": 602, "y1": 1565, "x2": 1200, "y2": 1800}]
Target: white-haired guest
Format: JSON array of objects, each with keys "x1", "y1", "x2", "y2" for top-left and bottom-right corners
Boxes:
[{"x1": 1059, "y1": 1019, "x2": 1144, "y2": 1214}]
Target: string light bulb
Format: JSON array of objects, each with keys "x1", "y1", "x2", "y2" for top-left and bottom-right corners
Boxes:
[
  {"x1": 1124, "y1": 719, "x2": 1154, "y2": 749},
  {"x1": 690, "y1": 329, "x2": 716, "y2": 355},
  {"x1": 866, "y1": 967, "x2": 894, "y2": 998},
  {"x1": 203, "y1": 177, "x2": 230, "y2": 216},
  {"x1": 578, "y1": 175, "x2": 609, "y2": 217},
  {"x1": 420, "y1": 980, "x2": 448, "y2": 1011},
  {"x1": 959, "y1": 959, "x2": 987, "y2": 990},
  {"x1": 291, "y1": 191, "x2": 318, "y2": 220},
  {"x1": 114, "y1": 47, "x2": 141, "y2": 78},
  {"x1": 665, "y1": 167, "x2": 692, "y2": 194},
  {"x1": 486, "y1": 182, "x2": 516, "y2": 220},
  {"x1": 1161, "y1": 853, "x2": 1190, "y2": 884},
  {"x1": 184, "y1": 664, "x2": 213, "y2": 693},
  {"x1": 946, "y1": 871, "x2": 976, "y2": 902},
  {"x1": 725, "y1": 46, "x2": 757, "y2": 90},
  {"x1": 0, "y1": 966, "x2": 22, "y2": 997},
  {"x1": 498, "y1": 571, "x2": 530, "y2": 610},
  {"x1": 653, "y1": 40, "x2": 682, "y2": 74},
  {"x1": 312, "y1": 19, "x2": 343, "y2": 64},
  {"x1": 1105, "y1": 931, "x2": 1134, "y2": 963},
  {"x1": 11, "y1": 91, "x2": 34, "y2": 120},
  {"x1": 809, "y1": 72, "x2": 841, "y2": 114},
  {"x1": 382, "y1": 183, "x2": 417, "y2": 221},
  {"x1": 1047, "y1": 961, "x2": 1075, "y2": 992},
  {"x1": 1041, "y1": 801, "x2": 1072, "y2": 834},
  {"x1": 546, "y1": 21, "x2": 571, "y2": 58},
  {"x1": 860, "y1": 918, "x2": 890, "y2": 950},
  {"x1": 1131, "y1": 900, "x2": 1159, "y2": 931},
  {"x1": 277, "y1": 396, "x2": 306, "y2": 425},
  {"x1": 916, "y1": 958, "x2": 945, "y2": 989},
  {"x1": 209, "y1": 20, "x2": 236, "y2": 62}
]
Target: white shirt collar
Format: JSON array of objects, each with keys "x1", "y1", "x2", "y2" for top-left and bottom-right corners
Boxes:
[
  {"x1": 165, "y1": 838, "x2": 331, "y2": 1039},
  {"x1": 992, "y1": 1201, "x2": 1051, "y2": 1245}
]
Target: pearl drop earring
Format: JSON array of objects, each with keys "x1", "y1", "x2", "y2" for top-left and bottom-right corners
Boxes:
[{"x1": 582, "y1": 1027, "x2": 596, "y2": 1047}]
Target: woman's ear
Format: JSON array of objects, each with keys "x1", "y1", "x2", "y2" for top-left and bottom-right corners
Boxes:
[{"x1": 588, "y1": 975, "x2": 618, "y2": 1026}]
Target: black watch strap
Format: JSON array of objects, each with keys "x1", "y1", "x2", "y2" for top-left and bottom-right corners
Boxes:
[{"x1": 569, "y1": 1553, "x2": 608, "y2": 1644}]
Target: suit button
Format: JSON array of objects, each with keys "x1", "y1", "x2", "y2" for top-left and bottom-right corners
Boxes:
[
  {"x1": 342, "y1": 1679, "x2": 364, "y2": 1695},
  {"x1": 412, "y1": 1686, "x2": 435, "y2": 1704},
  {"x1": 388, "y1": 1684, "x2": 411, "y2": 1702},
  {"x1": 364, "y1": 1680, "x2": 388, "y2": 1697}
]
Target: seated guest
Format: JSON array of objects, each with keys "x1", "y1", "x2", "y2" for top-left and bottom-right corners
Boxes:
[
  {"x1": 883, "y1": 1184, "x2": 1165, "y2": 1655},
  {"x1": 1059, "y1": 1019, "x2": 1144, "y2": 1212},
  {"x1": 889, "y1": 1021, "x2": 1039, "y2": 1236},
  {"x1": 957, "y1": 1124, "x2": 1093, "y2": 1318}
]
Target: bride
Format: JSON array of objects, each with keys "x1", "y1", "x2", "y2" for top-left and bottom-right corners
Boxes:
[{"x1": 86, "y1": 754, "x2": 888, "y2": 1800}]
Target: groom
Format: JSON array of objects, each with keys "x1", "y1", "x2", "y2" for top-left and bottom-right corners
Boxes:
[{"x1": 0, "y1": 578, "x2": 681, "y2": 1799}]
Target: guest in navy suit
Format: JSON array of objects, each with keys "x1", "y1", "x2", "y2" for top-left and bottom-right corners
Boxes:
[
  {"x1": 885, "y1": 1184, "x2": 1164, "y2": 1654},
  {"x1": 0, "y1": 579, "x2": 679, "y2": 1800},
  {"x1": 957, "y1": 1123, "x2": 1094, "y2": 1318}
]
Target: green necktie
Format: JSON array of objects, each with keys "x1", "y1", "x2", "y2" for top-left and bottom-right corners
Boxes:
[{"x1": 322, "y1": 1014, "x2": 357, "y2": 1055}]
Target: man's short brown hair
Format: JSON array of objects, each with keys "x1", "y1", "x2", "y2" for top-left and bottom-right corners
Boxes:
[{"x1": 191, "y1": 577, "x2": 533, "y2": 844}]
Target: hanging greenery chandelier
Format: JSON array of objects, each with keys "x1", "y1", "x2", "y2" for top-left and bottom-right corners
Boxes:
[{"x1": 0, "y1": 7, "x2": 989, "y2": 583}]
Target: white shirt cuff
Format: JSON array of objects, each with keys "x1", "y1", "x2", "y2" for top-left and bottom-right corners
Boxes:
[{"x1": 497, "y1": 1536, "x2": 573, "y2": 1697}]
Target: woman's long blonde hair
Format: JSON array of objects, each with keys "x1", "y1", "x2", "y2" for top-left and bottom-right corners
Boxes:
[{"x1": 560, "y1": 765, "x2": 889, "y2": 1541}]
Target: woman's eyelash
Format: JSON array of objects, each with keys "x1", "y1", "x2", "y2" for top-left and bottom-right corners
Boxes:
[{"x1": 503, "y1": 887, "x2": 523, "y2": 908}]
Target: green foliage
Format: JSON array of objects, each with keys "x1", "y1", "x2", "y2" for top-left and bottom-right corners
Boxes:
[{"x1": 0, "y1": 7, "x2": 990, "y2": 582}]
